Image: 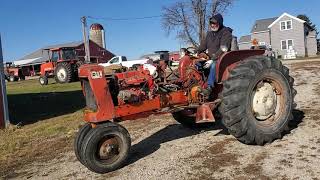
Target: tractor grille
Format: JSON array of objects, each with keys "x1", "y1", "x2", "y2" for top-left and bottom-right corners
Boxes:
[{"x1": 82, "y1": 79, "x2": 97, "y2": 111}]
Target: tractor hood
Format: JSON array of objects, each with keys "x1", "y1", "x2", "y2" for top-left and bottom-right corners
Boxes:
[{"x1": 78, "y1": 64, "x2": 105, "y2": 79}]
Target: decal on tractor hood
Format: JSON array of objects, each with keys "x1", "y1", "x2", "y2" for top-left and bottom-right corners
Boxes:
[
  {"x1": 91, "y1": 71, "x2": 103, "y2": 79},
  {"x1": 44, "y1": 68, "x2": 53, "y2": 71}
]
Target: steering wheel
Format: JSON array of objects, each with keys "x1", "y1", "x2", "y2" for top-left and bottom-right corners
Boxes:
[
  {"x1": 186, "y1": 47, "x2": 197, "y2": 55},
  {"x1": 185, "y1": 47, "x2": 209, "y2": 60}
]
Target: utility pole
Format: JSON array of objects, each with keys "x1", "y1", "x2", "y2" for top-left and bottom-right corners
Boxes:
[
  {"x1": 0, "y1": 34, "x2": 10, "y2": 129},
  {"x1": 81, "y1": 16, "x2": 90, "y2": 63}
]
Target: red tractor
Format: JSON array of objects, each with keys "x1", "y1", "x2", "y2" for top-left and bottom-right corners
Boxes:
[
  {"x1": 4, "y1": 62, "x2": 29, "y2": 82},
  {"x1": 74, "y1": 48, "x2": 296, "y2": 173},
  {"x1": 39, "y1": 47, "x2": 83, "y2": 85}
]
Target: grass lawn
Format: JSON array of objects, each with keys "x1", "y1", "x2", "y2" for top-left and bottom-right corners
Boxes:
[{"x1": 0, "y1": 79, "x2": 86, "y2": 178}]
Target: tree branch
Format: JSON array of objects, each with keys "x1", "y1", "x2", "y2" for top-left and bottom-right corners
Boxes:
[{"x1": 162, "y1": 0, "x2": 234, "y2": 47}]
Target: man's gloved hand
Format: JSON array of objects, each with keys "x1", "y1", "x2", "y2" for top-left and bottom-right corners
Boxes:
[
  {"x1": 204, "y1": 60, "x2": 213, "y2": 69},
  {"x1": 198, "y1": 53, "x2": 209, "y2": 60},
  {"x1": 211, "y1": 53, "x2": 217, "y2": 60}
]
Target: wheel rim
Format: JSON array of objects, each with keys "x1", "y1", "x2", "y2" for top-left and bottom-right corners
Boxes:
[
  {"x1": 97, "y1": 135, "x2": 121, "y2": 164},
  {"x1": 57, "y1": 68, "x2": 67, "y2": 81},
  {"x1": 251, "y1": 78, "x2": 284, "y2": 125}
]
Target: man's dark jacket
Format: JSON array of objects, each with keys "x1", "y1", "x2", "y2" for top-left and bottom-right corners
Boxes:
[{"x1": 197, "y1": 14, "x2": 232, "y2": 58}]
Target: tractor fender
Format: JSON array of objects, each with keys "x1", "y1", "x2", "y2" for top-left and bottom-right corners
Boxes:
[
  {"x1": 216, "y1": 50, "x2": 265, "y2": 82},
  {"x1": 78, "y1": 64, "x2": 116, "y2": 123}
]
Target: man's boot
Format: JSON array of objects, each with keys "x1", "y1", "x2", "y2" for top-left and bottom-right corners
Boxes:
[{"x1": 202, "y1": 86, "x2": 213, "y2": 99}]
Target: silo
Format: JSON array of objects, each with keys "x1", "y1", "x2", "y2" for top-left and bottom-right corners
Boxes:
[{"x1": 89, "y1": 23, "x2": 106, "y2": 48}]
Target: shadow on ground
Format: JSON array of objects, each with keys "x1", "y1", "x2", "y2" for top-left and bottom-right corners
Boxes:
[
  {"x1": 127, "y1": 120, "x2": 228, "y2": 166},
  {"x1": 288, "y1": 109, "x2": 305, "y2": 130},
  {"x1": 126, "y1": 109, "x2": 304, "y2": 166},
  {"x1": 7, "y1": 90, "x2": 85, "y2": 125}
]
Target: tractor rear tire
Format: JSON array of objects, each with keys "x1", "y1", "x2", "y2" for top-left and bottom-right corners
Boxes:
[
  {"x1": 76, "y1": 61, "x2": 85, "y2": 69},
  {"x1": 73, "y1": 61, "x2": 85, "y2": 81},
  {"x1": 74, "y1": 123, "x2": 92, "y2": 165},
  {"x1": 80, "y1": 122, "x2": 131, "y2": 174},
  {"x1": 54, "y1": 62, "x2": 73, "y2": 83},
  {"x1": 219, "y1": 56, "x2": 296, "y2": 145},
  {"x1": 39, "y1": 76, "x2": 48, "y2": 85},
  {"x1": 19, "y1": 76, "x2": 25, "y2": 81}
]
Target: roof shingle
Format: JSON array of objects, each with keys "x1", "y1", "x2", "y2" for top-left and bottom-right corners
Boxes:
[
  {"x1": 239, "y1": 35, "x2": 251, "y2": 43},
  {"x1": 251, "y1": 17, "x2": 278, "y2": 33}
]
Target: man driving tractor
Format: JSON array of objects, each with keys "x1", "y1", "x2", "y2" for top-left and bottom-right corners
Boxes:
[{"x1": 197, "y1": 13, "x2": 233, "y2": 96}]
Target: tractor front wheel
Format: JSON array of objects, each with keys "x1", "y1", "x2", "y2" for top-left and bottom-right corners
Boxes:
[
  {"x1": 74, "y1": 123, "x2": 92, "y2": 165},
  {"x1": 54, "y1": 62, "x2": 73, "y2": 83},
  {"x1": 39, "y1": 76, "x2": 48, "y2": 85},
  {"x1": 9, "y1": 75, "x2": 16, "y2": 82},
  {"x1": 219, "y1": 56, "x2": 296, "y2": 145},
  {"x1": 80, "y1": 122, "x2": 131, "y2": 173}
]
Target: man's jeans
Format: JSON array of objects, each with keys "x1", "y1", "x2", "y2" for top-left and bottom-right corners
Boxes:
[
  {"x1": 207, "y1": 61, "x2": 216, "y2": 88},
  {"x1": 195, "y1": 61, "x2": 216, "y2": 88}
]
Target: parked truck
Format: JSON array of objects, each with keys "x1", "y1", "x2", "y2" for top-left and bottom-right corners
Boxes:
[
  {"x1": 98, "y1": 56, "x2": 151, "y2": 68},
  {"x1": 98, "y1": 55, "x2": 158, "y2": 77}
]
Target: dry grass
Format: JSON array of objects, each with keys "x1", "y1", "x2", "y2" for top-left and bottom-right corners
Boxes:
[{"x1": 0, "y1": 79, "x2": 85, "y2": 178}]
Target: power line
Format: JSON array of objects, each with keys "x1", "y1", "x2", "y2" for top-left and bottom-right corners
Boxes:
[{"x1": 87, "y1": 15, "x2": 162, "y2": 21}]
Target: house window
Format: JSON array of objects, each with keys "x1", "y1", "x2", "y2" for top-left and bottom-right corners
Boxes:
[
  {"x1": 287, "y1": 21, "x2": 292, "y2": 29},
  {"x1": 281, "y1": 40, "x2": 294, "y2": 50},
  {"x1": 281, "y1": 40, "x2": 287, "y2": 50},
  {"x1": 287, "y1": 40, "x2": 293, "y2": 49},
  {"x1": 280, "y1": 20, "x2": 293, "y2": 30},
  {"x1": 281, "y1": 22, "x2": 286, "y2": 30}
]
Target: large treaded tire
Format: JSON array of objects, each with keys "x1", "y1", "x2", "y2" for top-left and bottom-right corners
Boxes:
[
  {"x1": 19, "y1": 75, "x2": 25, "y2": 81},
  {"x1": 9, "y1": 75, "x2": 16, "y2": 82},
  {"x1": 73, "y1": 61, "x2": 85, "y2": 81},
  {"x1": 80, "y1": 122, "x2": 131, "y2": 174},
  {"x1": 54, "y1": 62, "x2": 73, "y2": 83},
  {"x1": 219, "y1": 56, "x2": 296, "y2": 145},
  {"x1": 39, "y1": 76, "x2": 48, "y2": 85},
  {"x1": 74, "y1": 123, "x2": 92, "y2": 165}
]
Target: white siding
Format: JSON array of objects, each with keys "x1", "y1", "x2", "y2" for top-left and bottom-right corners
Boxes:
[
  {"x1": 251, "y1": 31, "x2": 271, "y2": 46},
  {"x1": 270, "y1": 15, "x2": 306, "y2": 57},
  {"x1": 239, "y1": 42, "x2": 251, "y2": 50},
  {"x1": 306, "y1": 31, "x2": 317, "y2": 56}
]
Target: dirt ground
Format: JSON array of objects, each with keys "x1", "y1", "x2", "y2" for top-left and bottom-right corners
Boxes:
[{"x1": 5, "y1": 59, "x2": 320, "y2": 180}]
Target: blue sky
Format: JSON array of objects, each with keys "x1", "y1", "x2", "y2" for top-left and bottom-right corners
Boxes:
[{"x1": 0, "y1": 0, "x2": 319, "y2": 61}]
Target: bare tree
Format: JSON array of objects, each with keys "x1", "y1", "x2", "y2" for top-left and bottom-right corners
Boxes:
[{"x1": 162, "y1": 0, "x2": 234, "y2": 47}]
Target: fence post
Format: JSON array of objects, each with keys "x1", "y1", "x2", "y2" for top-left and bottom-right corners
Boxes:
[{"x1": 0, "y1": 34, "x2": 10, "y2": 129}]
